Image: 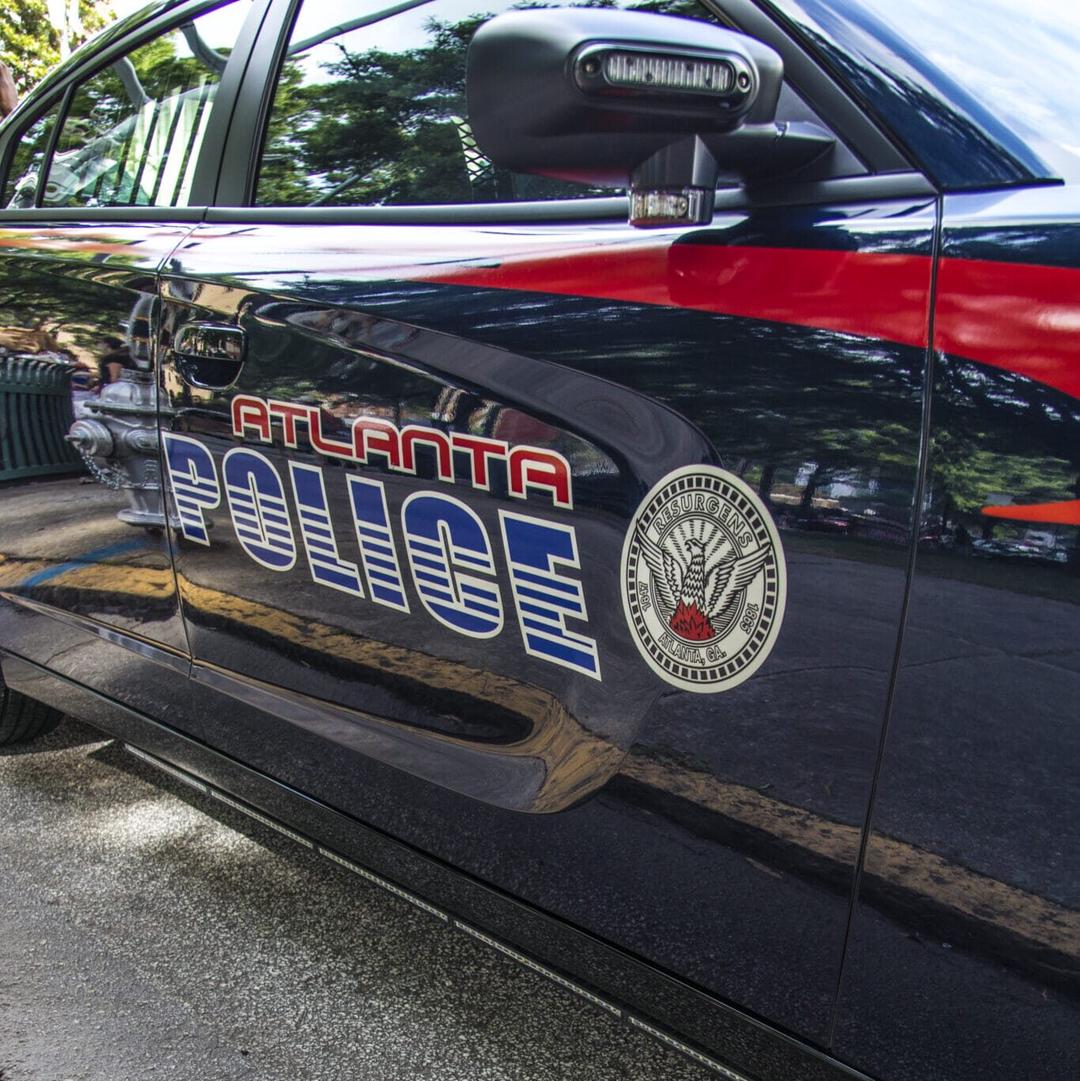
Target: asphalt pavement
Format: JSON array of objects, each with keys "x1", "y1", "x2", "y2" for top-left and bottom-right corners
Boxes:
[{"x1": 0, "y1": 719, "x2": 715, "y2": 1081}]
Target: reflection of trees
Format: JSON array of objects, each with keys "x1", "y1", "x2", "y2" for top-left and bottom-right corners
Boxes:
[
  {"x1": 944, "y1": 226, "x2": 1080, "y2": 266},
  {"x1": 257, "y1": 0, "x2": 710, "y2": 207},
  {"x1": 363, "y1": 286, "x2": 927, "y2": 511},
  {"x1": 0, "y1": 257, "x2": 133, "y2": 362},
  {"x1": 0, "y1": 1, "x2": 108, "y2": 95},
  {"x1": 65, "y1": 34, "x2": 222, "y2": 135},
  {"x1": 46, "y1": 27, "x2": 228, "y2": 209},
  {"x1": 334, "y1": 276, "x2": 1078, "y2": 551},
  {"x1": 930, "y1": 357, "x2": 1080, "y2": 554},
  {"x1": 260, "y1": 14, "x2": 490, "y2": 206}
]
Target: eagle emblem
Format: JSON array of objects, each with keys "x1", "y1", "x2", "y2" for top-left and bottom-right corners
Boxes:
[
  {"x1": 635, "y1": 528, "x2": 772, "y2": 643},
  {"x1": 621, "y1": 466, "x2": 787, "y2": 693}
]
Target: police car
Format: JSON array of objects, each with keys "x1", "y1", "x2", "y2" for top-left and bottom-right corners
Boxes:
[{"x1": 0, "y1": 1, "x2": 1077, "y2": 1079}]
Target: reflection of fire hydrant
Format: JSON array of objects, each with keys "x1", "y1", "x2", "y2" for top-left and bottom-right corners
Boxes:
[{"x1": 66, "y1": 370, "x2": 178, "y2": 530}]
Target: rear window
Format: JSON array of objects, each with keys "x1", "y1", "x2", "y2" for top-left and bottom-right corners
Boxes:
[
  {"x1": 3, "y1": 102, "x2": 60, "y2": 208},
  {"x1": 40, "y1": 1, "x2": 251, "y2": 208}
]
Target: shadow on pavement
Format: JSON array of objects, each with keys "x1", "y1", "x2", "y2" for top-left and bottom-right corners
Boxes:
[{"x1": 0, "y1": 715, "x2": 108, "y2": 757}]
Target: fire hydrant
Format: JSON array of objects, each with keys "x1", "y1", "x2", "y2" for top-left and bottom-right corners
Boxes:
[{"x1": 66, "y1": 369, "x2": 178, "y2": 530}]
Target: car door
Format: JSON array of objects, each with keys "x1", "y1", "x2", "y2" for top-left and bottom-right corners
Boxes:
[
  {"x1": 835, "y1": 186, "x2": 1080, "y2": 1081},
  {"x1": 159, "y1": 0, "x2": 934, "y2": 1046},
  {"x1": 0, "y1": 0, "x2": 265, "y2": 734},
  {"x1": 791, "y1": 4, "x2": 1080, "y2": 1079}
]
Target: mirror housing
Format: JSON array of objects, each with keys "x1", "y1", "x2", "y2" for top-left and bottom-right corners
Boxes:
[{"x1": 466, "y1": 9, "x2": 834, "y2": 226}]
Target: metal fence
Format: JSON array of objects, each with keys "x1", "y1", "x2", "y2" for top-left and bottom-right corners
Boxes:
[{"x1": 0, "y1": 356, "x2": 81, "y2": 482}]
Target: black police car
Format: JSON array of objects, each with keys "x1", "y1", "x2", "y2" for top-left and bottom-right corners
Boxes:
[{"x1": 1, "y1": 2, "x2": 1077, "y2": 1079}]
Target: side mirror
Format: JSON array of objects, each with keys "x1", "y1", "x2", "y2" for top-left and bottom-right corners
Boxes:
[{"x1": 466, "y1": 9, "x2": 834, "y2": 227}]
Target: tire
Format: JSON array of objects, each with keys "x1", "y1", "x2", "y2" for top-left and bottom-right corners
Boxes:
[{"x1": 0, "y1": 677, "x2": 64, "y2": 746}]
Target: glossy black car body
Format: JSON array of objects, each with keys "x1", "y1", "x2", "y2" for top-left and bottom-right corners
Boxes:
[{"x1": 0, "y1": 2, "x2": 1077, "y2": 1079}]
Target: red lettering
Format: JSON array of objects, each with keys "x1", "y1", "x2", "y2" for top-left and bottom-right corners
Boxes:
[
  {"x1": 401, "y1": 426, "x2": 454, "y2": 481},
  {"x1": 451, "y1": 434, "x2": 507, "y2": 489},
  {"x1": 231, "y1": 395, "x2": 575, "y2": 509},
  {"x1": 309, "y1": 407, "x2": 354, "y2": 461},
  {"x1": 267, "y1": 400, "x2": 310, "y2": 448},
  {"x1": 353, "y1": 417, "x2": 401, "y2": 469},
  {"x1": 508, "y1": 447, "x2": 572, "y2": 509},
  {"x1": 231, "y1": 395, "x2": 271, "y2": 442}
]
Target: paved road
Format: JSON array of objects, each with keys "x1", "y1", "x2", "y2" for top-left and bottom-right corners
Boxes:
[{"x1": 0, "y1": 720, "x2": 714, "y2": 1081}]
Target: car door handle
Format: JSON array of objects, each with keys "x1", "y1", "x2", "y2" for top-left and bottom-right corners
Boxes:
[{"x1": 172, "y1": 323, "x2": 246, "y2": 390}]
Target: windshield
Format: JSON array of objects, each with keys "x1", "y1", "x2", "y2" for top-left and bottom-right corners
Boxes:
[{"x1": 766, "y1": 0, "x2": 1080, "y2": 186}]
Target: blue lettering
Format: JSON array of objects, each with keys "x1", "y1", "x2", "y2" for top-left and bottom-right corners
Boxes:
[
  {"x1": 347, "y1": 476, "x2": 409, "y2": 612},
  {"x1": 163, "y1": 432, "x2": 220, "y2": 545},
  {"x1": 402, "y1": 493, "x2": 502, "y2": 638},
  {"x1": 499, "y1": 510, "x2": 600, "y2": 680},
  {"x1": 289, "y1": 462, "x2": 364, "y2": 596},
  {"x1": 222, "y1": 448, "x2": 297, "y2": 571}
]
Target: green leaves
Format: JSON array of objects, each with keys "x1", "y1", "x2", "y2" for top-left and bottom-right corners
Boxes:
[{"x1": 0, "y1": 0, "x2": 111, "y2": 96}]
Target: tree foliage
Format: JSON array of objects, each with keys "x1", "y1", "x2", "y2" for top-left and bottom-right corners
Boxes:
[
  {"x1": 257, "y1": 0, "x2": 708, "y2": 207},
  {"x1": 0, "y1": 0, "x2": 112, "y2": 96}
]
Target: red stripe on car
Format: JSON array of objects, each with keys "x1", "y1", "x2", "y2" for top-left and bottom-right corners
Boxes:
[
  {"x1": 422, "y1": 242, "x2": 931, "y2": 350},
  {"x1": 934, "y1": 257, "x2": 1080, "y2": 401},
  {"x1": 980, "y1": 500, "x2": 1080, "y2": 526},
  {"x1": 422, "y1": 243, "x2": 1080, "y2": 400}
]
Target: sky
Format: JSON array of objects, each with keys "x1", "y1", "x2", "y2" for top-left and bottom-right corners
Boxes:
[{"x1": 813, "y1": 0, "x2": 1080, "y2": 176}]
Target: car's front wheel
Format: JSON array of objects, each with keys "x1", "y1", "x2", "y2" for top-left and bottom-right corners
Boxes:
[{"x1": 0, "y1": 674, "x2": 63, "y2": 745}]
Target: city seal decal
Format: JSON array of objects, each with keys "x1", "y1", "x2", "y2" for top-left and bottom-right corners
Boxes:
[{"x1": 621, "y1": 465, "x2": 786, "y2": 693}]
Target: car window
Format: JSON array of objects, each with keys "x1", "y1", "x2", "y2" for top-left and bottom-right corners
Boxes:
[
  {"x1": 40, "y1": 1, "x2": 251, "y2": 209},
  {"x1": 255, "y1": 0, "x2": 716, "y2": 208},
  {"x1": 2, "y1": 102, "x2": 61, "y2": 208},
  {"x1": 764, "y1": 0, "x2": 1080, "y2": 185}
]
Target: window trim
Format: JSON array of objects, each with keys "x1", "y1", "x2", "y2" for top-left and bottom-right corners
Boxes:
[
  {"x1": 34, "y1": 85, "x2": 73, "y2": 208},
  {"x1": 215, "y1": 0, "x2": 297, "y2": 206},
  {"x1": 203, "y1": 172, "x2": 934, "y2": 226},
  {"x1": 0, "y1": 0, "x2": 272, "y2": 219},
  {"x1": 0, "y1": 206, "x2": 209, "y2": 224}
]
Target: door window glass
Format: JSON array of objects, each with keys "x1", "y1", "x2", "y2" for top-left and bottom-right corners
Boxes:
[
  {"x1": 3, "y1": 102, "x2": 60, "y2": 208},
  {"x1": 256, "y1": 0, "x2": 715, "y2": 207},
  {"x1": 42, "y1": 1, "x2": 250, "y2": 208}
]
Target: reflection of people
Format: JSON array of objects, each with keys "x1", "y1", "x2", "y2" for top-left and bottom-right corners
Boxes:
[
  {"x1": 97, "y1": 336, "x2": 133, "y2": 385},
  {"x1": 70, "y1": 362, "x2": 100, "y2": 418},
  {"x1": 0, "y1": 63, "x2": 18, "y2": 118}
]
